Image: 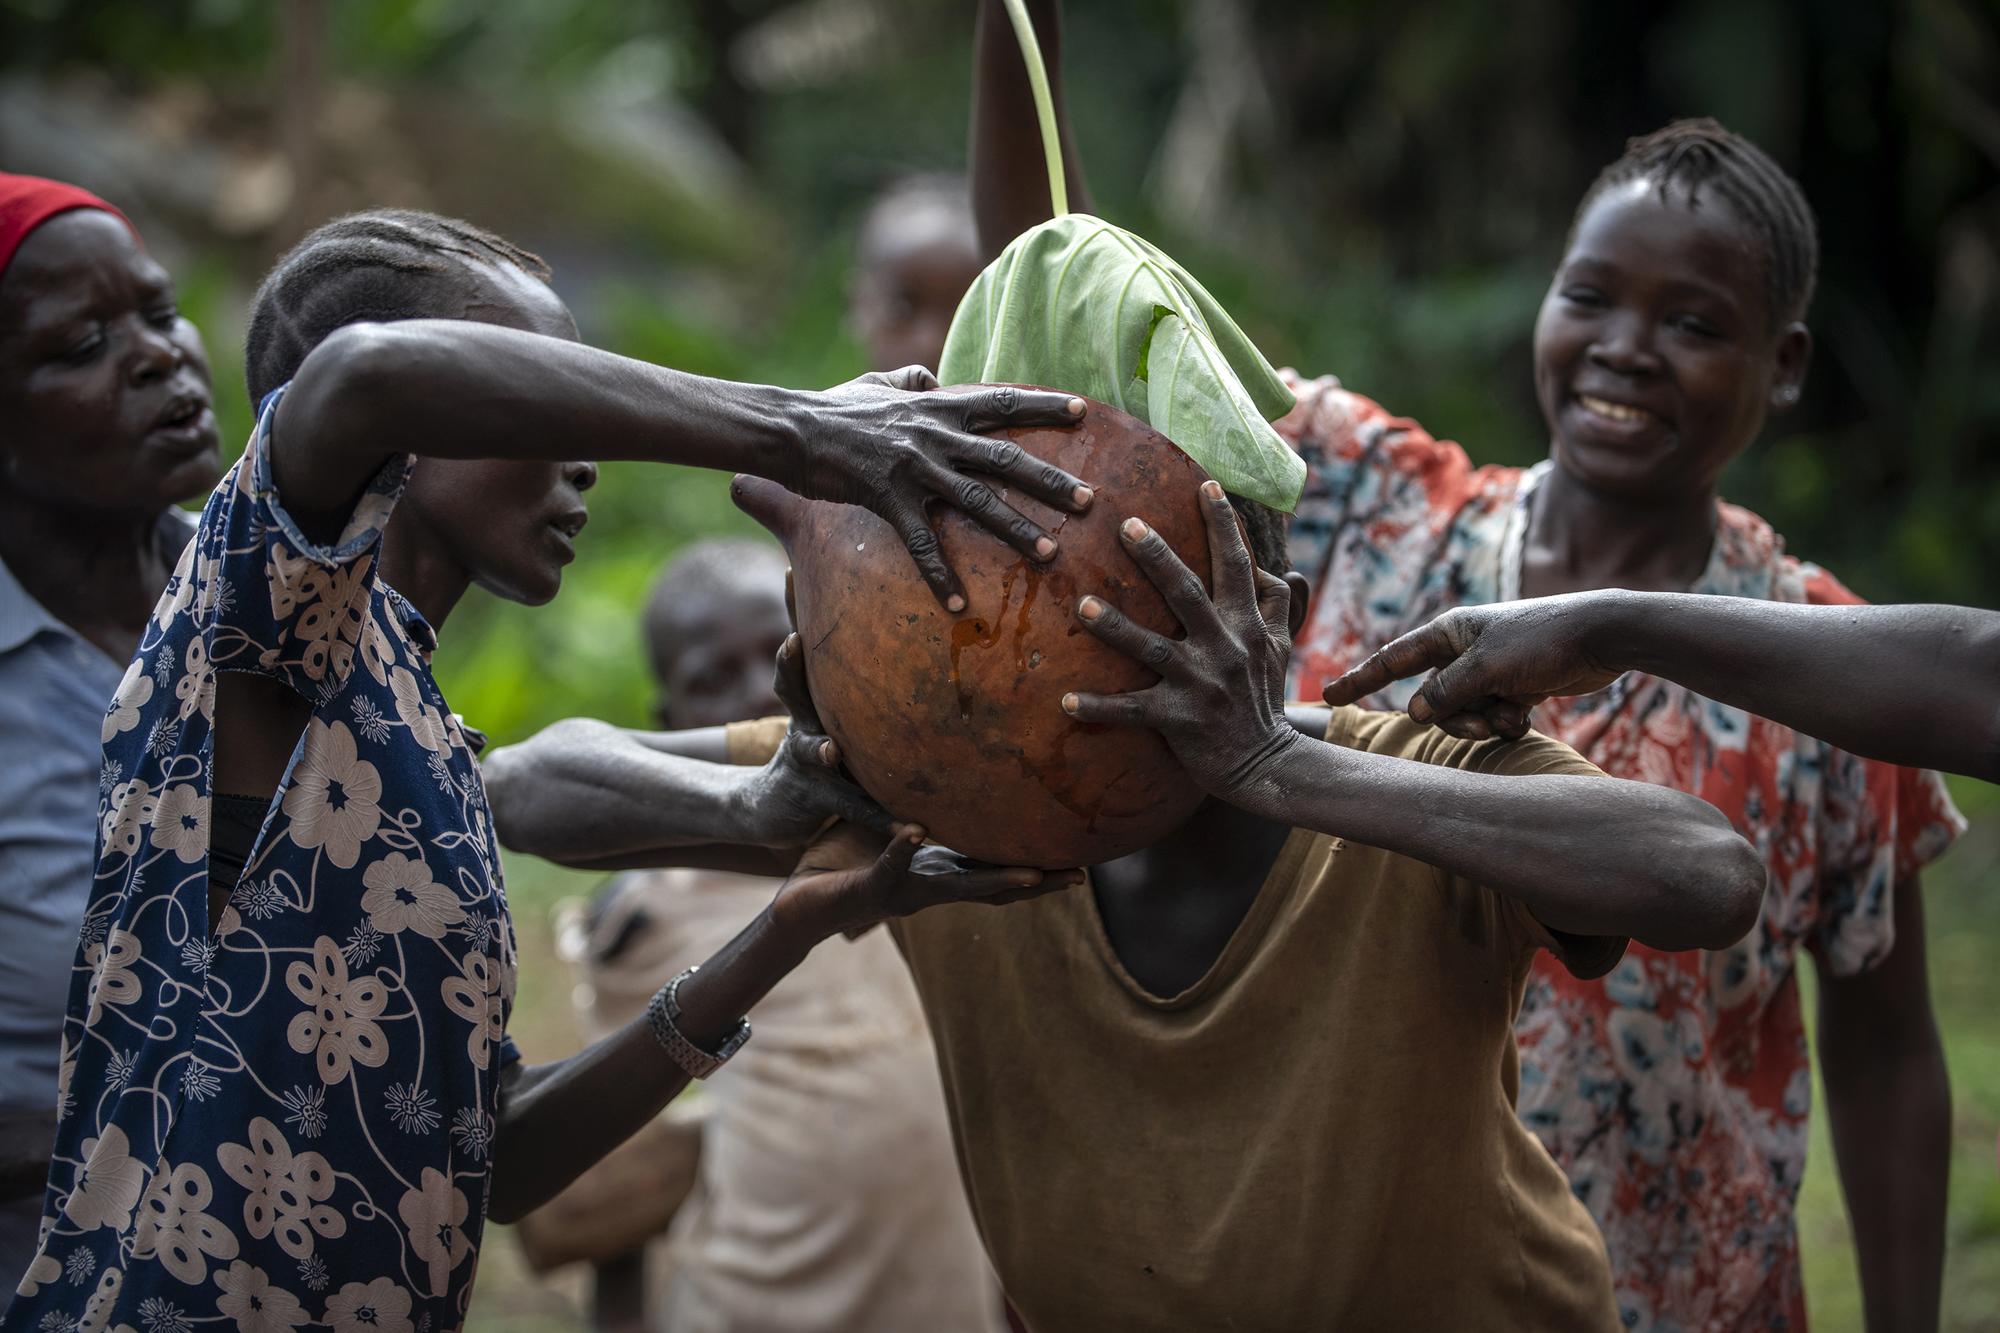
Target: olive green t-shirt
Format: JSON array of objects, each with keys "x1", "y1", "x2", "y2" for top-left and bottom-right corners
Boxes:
[{"x1": 887, "y1": 706, "x2": 1625, "y2": 1332}]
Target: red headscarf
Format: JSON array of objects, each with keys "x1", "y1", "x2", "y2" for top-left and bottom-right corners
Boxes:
[{"x1": 0, "y1": 172, "x2": 136, "y2": 284}]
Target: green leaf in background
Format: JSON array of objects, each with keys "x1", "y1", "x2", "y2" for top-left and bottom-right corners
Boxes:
[{"x1": 939, "y1": 212, "x2": 1303, "y2": 512}]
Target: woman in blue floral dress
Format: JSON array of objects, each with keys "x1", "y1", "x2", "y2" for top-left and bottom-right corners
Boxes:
[{"x1": 4, "y1": 209, "x2": 1084, "y2": 1332}]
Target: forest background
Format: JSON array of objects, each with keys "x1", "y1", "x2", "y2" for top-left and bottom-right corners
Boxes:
[{"x1": 3, "y1": 0, "x2": 1997, "y2": 1327}]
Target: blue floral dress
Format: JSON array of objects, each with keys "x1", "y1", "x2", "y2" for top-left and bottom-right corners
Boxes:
[{"x1": 6, "y1": 388, "x2": 519, "y2": 1333}]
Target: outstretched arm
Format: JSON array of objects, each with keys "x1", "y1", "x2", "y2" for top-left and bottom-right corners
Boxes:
[
  {"x1": 1062, "y1": 486, "x2": 1765, "y2": 951},
  {"x1": 1321, "y1": 591, "x2": 2000, "y2": 783},
  {"x1": 484, "y1": 636, "x2": 888, "y2": 872},
  {"x1": 488, "y1": 821, "x2": 1077, "y2": 1221},
  {"x1": 971, "y1": 0, "x2": 1093, "y2": 258},
  {"x1": 277, "y1": 328, "x2": 1092, "y2": 609}
]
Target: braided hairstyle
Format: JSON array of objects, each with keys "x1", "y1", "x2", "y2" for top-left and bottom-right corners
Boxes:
[
  {"x1": 246, "y1": 209, "x2": 552, "y2": 403},
  {"x1": 1572, "y1": 118, "x2": 1819, "y2": 329}
]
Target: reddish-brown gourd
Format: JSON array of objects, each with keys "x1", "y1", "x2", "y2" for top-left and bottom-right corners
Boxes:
[{"x1": 732, "y1": 392, "x2": 1212, "y2": 867}]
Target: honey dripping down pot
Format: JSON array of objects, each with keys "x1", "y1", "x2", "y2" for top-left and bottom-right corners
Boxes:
[{"x1": 731, "y1": 390, "x2": 1214, "y2": 868}]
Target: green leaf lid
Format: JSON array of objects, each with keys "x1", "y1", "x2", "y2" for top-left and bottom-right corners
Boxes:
[{"x1": 938, "y1": 0, "x2": 1302, "y2": 512}]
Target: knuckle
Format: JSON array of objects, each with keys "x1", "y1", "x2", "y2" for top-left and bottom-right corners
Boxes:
[
  {"x1": 987, "y1": 438, "x2": 1024, "y2": 470},
  {"x1": 954, "y1": 477, "x2": 998, "y2": 513},
  {"x1": 1139, "y1": 637, "x2": 1176, "y2": 669},
  {"x1": 990, "y1": 386, "x2": 1019, "y2": 417}
]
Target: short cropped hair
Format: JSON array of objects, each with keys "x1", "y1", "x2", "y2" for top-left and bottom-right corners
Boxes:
[
  {"x1": 1231, "y1": 494, "x2": 1290, "y2": 576},
  {"x1": 245, "y1": 209, "x2": 551, "y2": 403},
  {"x1": 1572, "y1": 118, "x2": 1819, "y2": 328}
]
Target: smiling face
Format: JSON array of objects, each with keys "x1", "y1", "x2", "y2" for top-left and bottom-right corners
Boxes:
[
  {"x1": 1532, "y1": 178, "x2": 1811, "y2": 503},
  {"x1": 0, "y1": 210, "x2": 222, "y2": 516},
  {"x1": 393, "y1": 258, "x2": 596, "y2": 606}
]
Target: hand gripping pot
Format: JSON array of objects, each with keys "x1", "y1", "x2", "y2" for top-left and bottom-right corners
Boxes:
[{"x1": 731, "y1": 390, "x2": 1214, "y2": 868}]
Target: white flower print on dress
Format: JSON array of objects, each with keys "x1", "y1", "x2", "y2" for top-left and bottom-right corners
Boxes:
[
  {"x1": 439, "y1": 949, "x2": 504, "y2": 1071},
  {"x1": 174, "y1": 634, "x2": 215, "y2": 724},
  {"x1": 395, "y1": 1170, "x2": 470, "y2": 1298},
  {"x1": 448, "y1": 1109, "x2": 491, "y2": 1162},
  {"x1": 384, "y1": 1084, "x2": 439, "y2": 1135},
  {"x1": 212, "y1": 1260, "x2": 306, "y2": 1333},
  {"x1": 359, "y1": 854, "x2": 464, "y2": 940},
  {"x1": 350, "y1": 696, "x2": 391, "y2": 745},
  {"x1": 143, "y1": 718, "x2": 180, "y2": 759},
  {"x1": 293, "y1": 560, "x2": 372, "y2": 684},
  {"x1": 323, "y1": 1277, "x2": 413, "y2": 1333},
  {"x1": 150, "y1": 785, "x2": 210, "y2": 864},
  {"x1": 132, "y1": 1159, "x2": 238, "y2": 1285},
  {"x1": 82, "y1": 931, "x2": 143, "y2": 1028},
  {"x1": 388, "y1": 668, "x2": 450, "y2": 755},
  {"x1": 154, "y1": 541, "x2": 198, "y2": 630},
  {"x1": 278, "y1": 1087, "x2": 326, "y2": 1140},
  {"x1": 63, "y1": 1126, "x2": 146, "y2": 1232},
  {"x1": 17, "y1": 403, "x2": 515, "y2": 1326},
  {"x1": 280, "y1": 719, "x2": 382, "y2": 869},
  {"x1": 217, "y1": 1117, "x2": 345, "y2": 1261},
  {"x1": 99, "y1": 778, "x2": 158, "y2": 860},
  {"x1": 230, "y1": 878, "x2": 284, "y2": 921},
  {"x1": 101, "y1": 658, "x2": 154, "y2": 743},
  {"x1": 15, "y1": 1251, "x2": 60, "y2": 1299},
  {"x1": 137, "y1": 1295, "x2": 192, "y2": 1332},
  {"x1": 73, "y1": 1264, "x2": 123, "y2": 1333},
  {"x1": 284, "y1": 938, "x2": 388, "y2": 1085}
]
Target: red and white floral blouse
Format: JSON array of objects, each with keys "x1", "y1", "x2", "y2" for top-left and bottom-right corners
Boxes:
[{"x1": 1277, "y1": 370, "x2": 1964, "y2": 1333}]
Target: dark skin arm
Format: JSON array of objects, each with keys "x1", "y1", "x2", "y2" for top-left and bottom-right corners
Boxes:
[
  {"x1": 1062, "y1": 483, "x2": 1766, "y2": 951},
  {"x1": 1322, "y1": 591, "x2": 2000, "y2": 783},
  {"x1": 1815, "y1": 878, "x2": 1950, "y2": 1333},
  {"x1": 488, "y1": 820, "x2": 1074, "y2": 1222},
  {"x1": 484, "y1": 636, "x2": 883, "y2": 873},
  {"x1": 277, "y1": 326, "x2": 1093, "y2": 609},
  {"x1": 971, "y1": 0, "x2": 1093, "y2": 259}
]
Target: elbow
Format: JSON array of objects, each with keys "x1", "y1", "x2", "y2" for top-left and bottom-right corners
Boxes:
[
  {"x1": 1705, "y1": 830, "x2": 1768, "y2": 949},
  {"x1": 482, "y1": 718, "x2": 617, "y2": 856},
  {"x1": 1651, "y1": 820, "x2": 1765, "y2": 952},
  {"x1": 293, "y1": 322, "x2": 407, "y2": 399},
  {"x1": 480, "y1": 745, "x2": 533, "y2": 853}
]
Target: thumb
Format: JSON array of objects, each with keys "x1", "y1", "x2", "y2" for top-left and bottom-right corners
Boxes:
[{"x1": 1411, "y1": 650, "x2": 1487, "y2": 725}]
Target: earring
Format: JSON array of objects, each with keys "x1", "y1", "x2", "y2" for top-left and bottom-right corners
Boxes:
[{"x1": 1777, "y1": 386, "x2": 1800, "y2": 405}]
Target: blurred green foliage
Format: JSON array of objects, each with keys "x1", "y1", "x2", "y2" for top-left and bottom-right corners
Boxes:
[{"x1": 7, "y1": 2, "x2": 1998, "y2": 1326}]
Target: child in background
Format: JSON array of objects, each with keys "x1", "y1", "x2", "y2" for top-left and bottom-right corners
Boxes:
[
  {"x1": 521, "y1": 540, "x2": 1004, "y2": 1333},
  {"x1": 846, "y1": 175, "x2": 984, "y2": 375}
]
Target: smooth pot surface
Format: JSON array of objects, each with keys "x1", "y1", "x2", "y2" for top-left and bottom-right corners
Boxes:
[{"x1": 733, "y1": 392, "x2": 1213, "y2": 867}]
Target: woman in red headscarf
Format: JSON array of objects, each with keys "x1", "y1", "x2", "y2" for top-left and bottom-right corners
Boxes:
[{"x1": 0, "y1": 174, "x2": 223, "y2": 1283}]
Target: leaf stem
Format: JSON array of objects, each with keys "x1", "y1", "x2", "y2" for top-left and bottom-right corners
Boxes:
[{"x1": 1000, "y1": 0, "x2": 1069, "y2": 217}]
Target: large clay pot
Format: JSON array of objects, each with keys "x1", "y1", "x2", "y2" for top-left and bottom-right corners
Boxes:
[{"x1": 731, "y1": 392, "x2": 1214, "y2": 867}]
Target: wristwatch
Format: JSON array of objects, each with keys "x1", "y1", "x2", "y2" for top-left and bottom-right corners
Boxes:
[{"x1": 645, "y1": 965, "x2": 751, "y2": 1079}]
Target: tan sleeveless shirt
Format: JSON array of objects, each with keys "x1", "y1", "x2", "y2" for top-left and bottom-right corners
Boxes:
[{"x1": 890, "y1": 706, "x2": 1624, "y2": 1331}]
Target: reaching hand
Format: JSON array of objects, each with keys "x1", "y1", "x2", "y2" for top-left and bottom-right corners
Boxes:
[
  {"x1": 1320, "y1": 594, "x2": 1628, "y2": 741},
  {"x1": 734, "y1": 633, "x2": 894, "y2": 845},
  {"x1": 1060, "y1": 480, "x2": 1299, "y2": 802},
  {"x1": 795, "y1": 367, "x2": 1092, "y2": 609},
  {"x1": 770, "y1": 821, "x2": 1082, "y2": 942}
]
